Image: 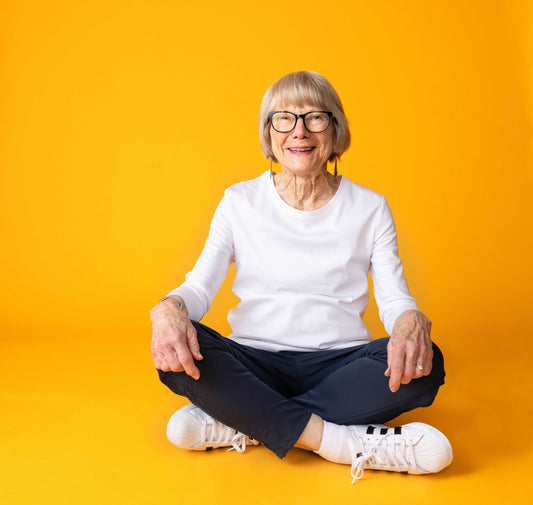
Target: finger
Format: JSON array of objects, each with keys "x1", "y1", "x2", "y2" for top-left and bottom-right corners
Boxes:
[
  {"x1": 413, "y1": 362, "x2": 425, "y2": 378},
  {"x1": 413, "y1": 356, "x2": 428, "y2": 378},
  {"x1": 156, "y1": 355, "x2": 171, "y2": 372},
  {"x1": 174, "y1": 341, "x2": 200, "y2": 380},
  {"x1": 401, "y1": 362, "x2": 416, "y2": 384},
  {"x1": 401, "y1": 373, "x2": 415, "y2": 384},
  {"x1": 389, "y1": 364, "x2": 404, "y2": 392},
  {"x1": 385, "y1": 339, "x2": 395, "y2": 378},
  {"x1": 388, "y1": 347, "x2": 405, "y2": 393},
  {"x1": 386, "y1": 340, "x2": 393, "y2": 376},
  {"x1": 151, "y1": 341, "x2": 163, "y2": 369},
  {"x1": 163, "y1": 348, "x2": 185, "y2": 373},
  {"x1": 152, "y1": 353, "x2": 162, "y2": 369},
  {"x1": 153, "y1": 352, "x2": 185, "y2": 373},
  {"x1": 415, "y1": 347, "x2": 434, "y2": 377},
  {"x1": 401, "y1": 342, "x2": 418, "y2": 384},
  {"x1": 151, "y1": 331, "x2": 168, "y2": 369},
  {"x1": 186, "y1": 324, "x2": 203, "y2": 361}
]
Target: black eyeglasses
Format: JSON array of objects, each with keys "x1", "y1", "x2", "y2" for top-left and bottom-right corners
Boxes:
[{"x1": 269, "y1": 111, "x2": 332, "y2": 133}]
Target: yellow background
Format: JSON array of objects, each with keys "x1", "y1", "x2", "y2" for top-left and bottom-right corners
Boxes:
[{"x1": 1, "y1": 0, "x2": 532, "y2": 503}]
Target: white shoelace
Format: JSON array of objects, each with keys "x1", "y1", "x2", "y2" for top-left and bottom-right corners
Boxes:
[
  {"x1": 350, "y1": 432, "x2": 418, "y2": 483},
  {"x1": 227, "y1": 433, "x2": 249, "y2": 453},
  {"x1": 201, "y1": 418, "x2": 249, "y2": 453}
]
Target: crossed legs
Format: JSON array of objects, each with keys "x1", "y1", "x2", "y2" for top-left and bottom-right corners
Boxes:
[{"x1": 158, "y1": 321, "x2": 445, "y2": 458}]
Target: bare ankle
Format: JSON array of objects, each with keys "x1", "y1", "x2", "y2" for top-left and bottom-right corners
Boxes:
[{"x1": 294, "y1": 414, "x2": 324, "y2": 451}]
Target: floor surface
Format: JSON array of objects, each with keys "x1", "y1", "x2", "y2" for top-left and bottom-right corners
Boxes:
[{"x1": 2, "y1": 324, "x2": 531, "y2": 505}]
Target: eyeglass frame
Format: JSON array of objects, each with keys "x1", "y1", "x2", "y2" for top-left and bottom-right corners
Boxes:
[{"x1": 268, "y1": 110, "x2": 333, "y2": 133}]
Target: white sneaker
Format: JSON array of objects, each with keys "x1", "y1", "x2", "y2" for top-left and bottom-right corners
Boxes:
[
  {"x1": 166, "y1": 404, "x2": 259, "y2": 453},
  {"x1": 348, "y1": 422, "x2": 453, "y2": 483}
]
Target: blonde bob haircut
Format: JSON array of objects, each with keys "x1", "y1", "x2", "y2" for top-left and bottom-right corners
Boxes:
[{"x1": 259, "y1": 71, "x2": 351, "y2": 163}]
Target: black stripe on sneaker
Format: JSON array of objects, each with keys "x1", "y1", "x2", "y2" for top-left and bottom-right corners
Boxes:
[
  {"x1": 394, "y1": 427, "x2": 402, "y2": 435},
  {"x1": 380, "y1": 428, "x2": 388, "y2": 435},
  {"x1": 366, "y1": 426, "x2": 375, "y2": 434}
]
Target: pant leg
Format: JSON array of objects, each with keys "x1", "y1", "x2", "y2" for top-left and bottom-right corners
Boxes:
[
  {"x1": 158, "y1": 321, "x2": 312, "y2": 459},
  {"x1": 291, "y1": 337, "x2": 446, "y2": 425}
]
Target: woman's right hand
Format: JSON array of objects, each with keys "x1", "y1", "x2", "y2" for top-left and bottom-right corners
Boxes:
[{"x1": 150, "y1": 296, "x2": 203, "y2": 379}]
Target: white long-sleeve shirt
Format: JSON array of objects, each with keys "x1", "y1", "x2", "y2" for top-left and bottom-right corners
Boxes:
[{"x1": 167, "y1": 170, "x2": 418, "y2": 352}]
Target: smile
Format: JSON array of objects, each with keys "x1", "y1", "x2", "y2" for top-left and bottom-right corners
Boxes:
[{"x1": 287, "y1": 147, "x2": 315, "y2": 152}]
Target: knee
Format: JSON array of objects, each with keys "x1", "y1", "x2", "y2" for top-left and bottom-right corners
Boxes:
[
  {"x1": 158, "y1": 368, "x2": 174, "y2": 387},
  {"x1": 158, "y1": 368, "x2": 172, "y2": 385},
  {"x1": 430, "y1": 342, "x2": 446, "y2": 383},
  {"x1": 158, "y1": 369, "x2": 189, "y2": 397}
]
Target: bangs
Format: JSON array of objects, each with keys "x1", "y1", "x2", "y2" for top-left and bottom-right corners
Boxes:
[{"x1": 274, "y1": 83, "x2": 326, "y2": 110}]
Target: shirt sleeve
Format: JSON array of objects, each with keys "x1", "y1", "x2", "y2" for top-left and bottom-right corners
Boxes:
[
  {"x1": 369, "y1": 196, "x2": 419, "y2": 335},
  {"x1": 165, "y1": 192, "x2": 234, "y2": 321}
]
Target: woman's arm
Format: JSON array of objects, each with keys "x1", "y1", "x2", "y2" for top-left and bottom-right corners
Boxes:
[
  {"x1": 163, "y1": 193, "x2": 235, "y2": 321},
  {"x1": 150, "y1": 193, "x2": 234, "y2": 377},
  {"x1": 369, "y1": 197, "x2": 433, "y2": 392}
]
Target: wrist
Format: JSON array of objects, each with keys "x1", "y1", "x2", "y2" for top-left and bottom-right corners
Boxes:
[{"x1": 159, "y1": 295, "x2": 188, "y2": 316}]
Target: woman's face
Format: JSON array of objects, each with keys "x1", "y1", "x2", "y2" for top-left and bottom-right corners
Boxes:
[{"x1": 270, "y1": 105, "x2": 334, "y2": 176}]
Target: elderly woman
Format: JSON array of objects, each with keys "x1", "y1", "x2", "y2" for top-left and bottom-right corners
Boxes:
[{"x1": 150, "y1": 71, "x2": 452, "y2": 482}]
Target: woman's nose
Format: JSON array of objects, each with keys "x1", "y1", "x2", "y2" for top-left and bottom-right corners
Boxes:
[{"x1": 292, "y1": 117, "x2": 308, "y2": 137}]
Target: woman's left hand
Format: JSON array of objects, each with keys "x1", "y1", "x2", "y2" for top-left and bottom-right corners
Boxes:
[{"x1": 385, "y1": 309, "x2": 433, "y2": 393}]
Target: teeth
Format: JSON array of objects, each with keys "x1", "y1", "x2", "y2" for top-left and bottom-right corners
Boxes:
[{"x1": 288, "y1": 148, "x2": 313, "y2": 152}]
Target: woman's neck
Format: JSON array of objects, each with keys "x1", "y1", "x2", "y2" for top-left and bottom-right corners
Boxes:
[{"x1": 273, "y1": 168, "x2": 341, "y2": 211}]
